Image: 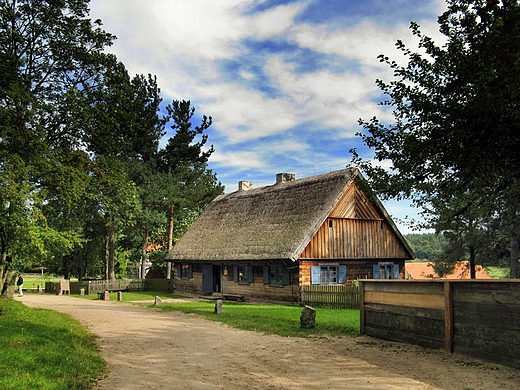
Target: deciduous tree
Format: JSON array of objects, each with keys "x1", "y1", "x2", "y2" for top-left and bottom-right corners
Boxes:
[
  {"x1": 0, "y1": 0, "x2": 114, "y2": 291},
  {"x1": 352, "y1": 0, "x2": 520, "y2": 277}
]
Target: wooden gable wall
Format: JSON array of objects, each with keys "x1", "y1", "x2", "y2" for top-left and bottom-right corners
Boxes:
[{"x1": 299, "y1": 182, "x2": 409, "y2": 259}]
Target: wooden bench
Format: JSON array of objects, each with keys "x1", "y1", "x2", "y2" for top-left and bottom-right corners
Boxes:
[
  {"x1": 105, "y1": 288, "x2": 129, "y2": 293},
  {"x1": 222, "y1": 293, "x2": 246, "y2": 302}
]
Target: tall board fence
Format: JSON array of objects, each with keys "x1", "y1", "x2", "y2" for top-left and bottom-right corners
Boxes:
[
  {"x1": 359, "y1": 280, "x2": 520, "y2": 369},
  {"x1": 300, "y1": 285, "x2": 360, "y2": 309}
]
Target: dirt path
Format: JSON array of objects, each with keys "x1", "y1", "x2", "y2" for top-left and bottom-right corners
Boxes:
[{"x1": 16, "y1": 293, "x2": 518, "y2": 390}]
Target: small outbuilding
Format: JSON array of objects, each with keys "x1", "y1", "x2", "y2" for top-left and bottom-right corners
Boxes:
[{"x1": 165, "y1": 168, "x2": 414, "y2": 303}]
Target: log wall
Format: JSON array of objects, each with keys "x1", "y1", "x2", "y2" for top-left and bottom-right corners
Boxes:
[
  {"x1": 300, "y1": 259, "x2": 405, "y2": 286},
  {"x1": 221, "y1": 268, "x2": 299, "y2": 303},
  {"x1": 360, "y1": 280, "x2": 520, "y2": 369},
  {"x1": 174, "y1": 263, "x2": 203, "y2": 295},
  {"x1": 173, "y1": 263, "x2": 299, "y2": 303}
]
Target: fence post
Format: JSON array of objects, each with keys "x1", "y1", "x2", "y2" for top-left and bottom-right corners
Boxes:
[
  {"x1": 444, "y1": 281, "x2": 454, "y2": 353},
  {"x1": 359, "y1": 281, "x2": 365, "y2": 335}
]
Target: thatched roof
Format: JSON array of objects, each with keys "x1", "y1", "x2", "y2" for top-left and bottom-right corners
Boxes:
[{"x1": 165, "y1": 168, "x2": 409, "y2": 262}]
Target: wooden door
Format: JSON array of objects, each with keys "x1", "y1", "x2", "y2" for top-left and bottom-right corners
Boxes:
[{"x1": 202, "y1": 264, "x2": 213, "y2": 293}]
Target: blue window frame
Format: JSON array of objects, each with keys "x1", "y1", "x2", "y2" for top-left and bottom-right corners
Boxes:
[
  {"x1": 372, "y1": 263, "x2": 400, "y2": 279},
  {"x1": 263, "y1": 265, "x2": 290, "y2": 286},
  {"x1": 311, "y1": 265, "x2": 347, "y2": 285},
  {"x1": 233, "y1": 265, "x2": 253, "y2": 284}
]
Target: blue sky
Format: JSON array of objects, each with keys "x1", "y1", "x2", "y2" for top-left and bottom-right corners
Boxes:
[{"x1": 89, "y1": 0, "x2": 446, "y2": 234}]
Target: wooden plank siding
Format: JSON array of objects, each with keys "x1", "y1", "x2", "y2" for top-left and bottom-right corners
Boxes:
[
  {"x1": 360, "y1": 280, "x2": 520, "y2": 369},
  {"x1": 329, "y1": 180, "x2": 381, "y2": 219},
  {"x1": 451, "y1": 281, "x2": 520, "y2": 368},
  {"x1": 300, "y1": 219, "x2": 409, "y2": 259},
  {"x1": 299, "y1": 183, "x2": 409, "y2": 260},
  {"x1": 360, "y1": 281, "x2": 452, "y2": 350}
]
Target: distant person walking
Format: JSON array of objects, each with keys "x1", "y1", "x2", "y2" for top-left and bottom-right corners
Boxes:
[{"x1": 17, "y1": 275, "x2": 23, "y2": 297}]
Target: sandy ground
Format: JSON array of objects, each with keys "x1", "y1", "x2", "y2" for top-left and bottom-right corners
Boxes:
[{"x1": 15, "y1": 293, "x2": 519, "y2": 390}]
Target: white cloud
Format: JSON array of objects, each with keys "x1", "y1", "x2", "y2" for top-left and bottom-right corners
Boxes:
[
  {"x1": 200, "y1": 82, "x2": 299, "y2": 143},
  {"x1": 210, "y1": 149, "x2": 264, "y2": 169},
  {"x1": 263, "y1": 55, "x2": 388, "y2": 135},
  {"x1": 248, "y1": 2, "x2": 307, "y2": 39},
  {"x1": 92, "y1": 0, "x2": 250, "y2": 59},
  {"x1": 90, "y1": 0, "x2": 431, "y2": 145},
  {"x1": 88, "y1": 0, "x2": 443, "y2": 233}
]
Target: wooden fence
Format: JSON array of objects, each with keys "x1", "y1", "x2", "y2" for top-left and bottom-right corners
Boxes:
[
  {"x1": 300, "y1": 285, "x2": 360, "y2": 309},
  {"x1": 68, "y1": 279, "x2": 145, "y2": 295},
  {"x1": 359, "y1": 280, "x2": 520, "y2": 369},
  {"x1": 47, "y1": 279, "x2": 174, "y2": 295}
]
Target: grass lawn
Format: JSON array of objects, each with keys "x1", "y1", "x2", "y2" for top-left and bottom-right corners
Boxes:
[
  {"x1": 485, "y1": 267, "x2": 510, "y2": 279},
  {"x1": 81, "y1": 290, "x2": 360, "y2": 337},
  {"x1": 79, "y1": 291, "x2": 184, "y2": 301},
  {"x1": 126, "y1": 292, "x2": 360, "y2": 338},
  {"x1": 17, "y1": 274, "x2": 75, "y2": 290},
  {"x1": 0, "y1": 297, "x2": 104, "y2": 390}
]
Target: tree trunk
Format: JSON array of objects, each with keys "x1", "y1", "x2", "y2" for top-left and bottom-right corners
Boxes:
[
  {"x1": 77, "y1": 246, "x2": 83, "y2": 282},
  {"x1": 0, "y1": 252, "x2": 6, "y2": 294},
  {"x1": 468, "y1": 245, "x2": 476, "y2": 279},
  {"x1": 108, "y1": 214, "x2": 116, "y2": 281},
  {"x1": 0, "y1": 252, "x2": 7, "y2": 296},
  {"x1": 166, "y1": 203, "x2": 174, "y2": 279},
  {"x1": 510, "y1": 228, "x2": 519, "y2": 279},
  {"x1": 141, "y1": 229, "x2": 149, "y2": 279},
  {"x1": 105, "y1": 233, "x2": 109, "y2": 280}
]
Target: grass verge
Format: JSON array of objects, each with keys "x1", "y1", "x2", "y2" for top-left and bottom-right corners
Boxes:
[
  {"x1": 0, "y1": 297, "x2": 105, "y2": 390},
  {"x1": 79, "y1": 291, "x2": 184, "y2": 301},
  {"x1": 139, "y1": 297, "x2": 360, "y2": 338}
]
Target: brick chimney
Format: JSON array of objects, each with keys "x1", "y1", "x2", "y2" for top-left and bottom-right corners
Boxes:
[
  {"x1": 238, "y1": 181, "x2": 253, "y2": 191},
  {"x1": 276, "y1": 173, "x2": 295, "y2": 184}
]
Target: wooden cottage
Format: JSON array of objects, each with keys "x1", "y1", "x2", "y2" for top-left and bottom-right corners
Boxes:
[{"x1": 165, "y1": 168, "x2": 414, "y2": 303}]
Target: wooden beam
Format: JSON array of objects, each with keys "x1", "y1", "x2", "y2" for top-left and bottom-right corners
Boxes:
[
  {"x1": 444, "y1": 281, "x2": 454, "y2": 353},
  {"x1": 360, "y1": 281, "x2": 365, "y2": 335},
  {"x1": 364, "y1": 291, "x2": 445, "y2": 310}
]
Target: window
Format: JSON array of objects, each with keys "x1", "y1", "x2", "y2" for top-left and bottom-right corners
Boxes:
[
  {"x1": 178, "y1": 264, "x2": 192, "y2": 280},
  {"x1": 321, "y1": 265, "x2": 337, "y2": 284},
  {"x1": 311, "y1": 265, "x2": 347, "y2": 285},
  {"x1": 233, "y1": 265, "x2": 253, "y2": 284},
  {"x1": 263, "y1": 265, "x2": 290, "y2": 286},
  {"x1": 373, "y1": 263, "x2": 399, "y2": 279}
]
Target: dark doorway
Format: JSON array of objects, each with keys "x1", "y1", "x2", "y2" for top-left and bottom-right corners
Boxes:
[{"x1": 202, "y1": 264, "x2": 221, "y2": 294}]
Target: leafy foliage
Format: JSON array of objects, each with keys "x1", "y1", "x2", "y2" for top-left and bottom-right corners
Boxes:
[
  {"x1": 0, "y1": 0, "x2": 223, "y2": 287},
  {"x1": 352, "y1": 0, "x2": 520, "y2": 277},
  {"x1": 405, "y1": 233, "x2": 446, "y2": 261}
]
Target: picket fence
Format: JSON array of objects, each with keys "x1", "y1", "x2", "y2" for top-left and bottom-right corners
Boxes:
[{"x1": 300, "y1": 285, "x2": 360, "y2": 309}]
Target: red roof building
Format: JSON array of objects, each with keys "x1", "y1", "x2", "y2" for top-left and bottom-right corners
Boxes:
[{"x1": 405, "y1": 261, "x2": 492, "y2": 280}]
